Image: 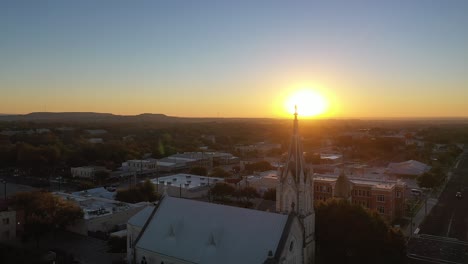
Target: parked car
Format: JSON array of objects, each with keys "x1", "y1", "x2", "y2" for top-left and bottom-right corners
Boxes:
[{"x1": 456, "y1": 192, "x2": 462, "y2": 199}]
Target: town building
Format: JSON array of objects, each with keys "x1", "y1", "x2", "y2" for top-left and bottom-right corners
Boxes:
[
  {"x1": 387, "y1": 160, "x2": 431, "y2": 177},
  {"x1": 150, "y1": 174, "x2": 224, "y2": 198},
  {"x1": 88, "y1": 138, "x2": 104, "y2": 144},
  {"x1": 119, "y1": 152, "x2": 238, "y2": 175},
  {"x1": 54, "y1": 192, "x2": 147, "y2": 236},
  {"x1": 240, "y1": 170, "x2": 278, "y2": 195},
  {"x1": 85, "y1": 129, "x2": 107, "y2": 135},
  {"x1": 0, "y1": 210, "x2": 17, "y2": 241},
  {"x1": 235, "y1": 142, "x2": 281, "y2": 156},
  {"x1": 124, "y1": 159, "x2": 158, "y2": 172},
  {"x1": 314, "y1": 173, "x2": 406, "y2": 221},
  {"x1": 71, "y1": 166, "x2": 108, "y2": 179},
  {"x1": 0, "y1": 200, "x2": 23, "y2": 241}
]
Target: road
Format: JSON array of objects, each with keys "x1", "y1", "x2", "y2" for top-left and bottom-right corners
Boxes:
[
  {"x1": 419, "y1": 151, "x2": 468, "y2": 240},
  {"x1": 408, "y1": 150, "x2": 468, "y2": 264}
]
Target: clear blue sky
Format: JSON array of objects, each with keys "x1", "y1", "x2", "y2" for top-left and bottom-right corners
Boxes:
[{"x1": 1, "y1": 0, "x2": 468, "y2": 118}]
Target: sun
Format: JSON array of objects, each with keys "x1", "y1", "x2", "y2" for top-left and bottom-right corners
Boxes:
[{"x1": 284, "y1": 89, "x2": 328, "y2": 117}]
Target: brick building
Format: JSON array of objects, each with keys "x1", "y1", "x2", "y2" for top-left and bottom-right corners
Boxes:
[{"x1": 313, "y1": 172, "x2": 406, "y2": 221}]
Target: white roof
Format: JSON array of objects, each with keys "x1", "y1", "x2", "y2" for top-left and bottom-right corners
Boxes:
[
  {"x1": 128, "y1": 205, "x2": 155, "y2": 227},
  {"x1": 71, "y1": 187, "x2": 115, "y2": 200},
  {"x1": 387, "y1": 160, "x2": 431, "y2": 175},
  {"x1": 136, "y1": 196, "x2": 288, "y2": 264},
  {"x1": 151, "y1": 174, "x2": 224, "y2": 190}
]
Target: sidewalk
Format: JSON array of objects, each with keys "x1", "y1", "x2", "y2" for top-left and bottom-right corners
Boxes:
[
  {"x1": 403, "y1": 166, "x2": 455, "y2": 237},
  {"x1": 403, "y1": 197, "x2": 438, "y2": 237}
]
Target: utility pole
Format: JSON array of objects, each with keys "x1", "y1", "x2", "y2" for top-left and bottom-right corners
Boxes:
[
  {"x1": 156, "y1": 161, "x2": 159, "y2": 195},
  {"x1": 1, "y1": 179, "x2": 6, "y2": 200},
  {"x1": 425, "y1": 194, "x2": 428, "y2": 216},
  {"x1": 410, "y1": 209, "x2": 413, "y2": 237}
]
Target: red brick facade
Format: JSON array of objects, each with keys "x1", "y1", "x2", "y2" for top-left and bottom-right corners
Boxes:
[{"x1": 313, "y1": 177, "x2": 406, "y2": 222}]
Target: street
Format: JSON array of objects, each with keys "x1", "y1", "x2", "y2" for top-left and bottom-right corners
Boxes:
[
  {"x1": 408, "y1": 150, "x2": 468, "y2": 264},
  {"x1": 420, "y1": 151, "x2": 468, "y2": 240}
]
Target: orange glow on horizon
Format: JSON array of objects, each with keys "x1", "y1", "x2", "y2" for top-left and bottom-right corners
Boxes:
[{"x1": 277, "y1": 87, "x2": 330, "y2": 118}]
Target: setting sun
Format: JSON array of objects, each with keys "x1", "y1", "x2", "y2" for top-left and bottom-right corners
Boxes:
[{"x1": 284, "y1": 89, "x2": 328, "y2": 117}]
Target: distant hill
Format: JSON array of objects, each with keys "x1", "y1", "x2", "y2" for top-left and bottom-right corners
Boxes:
[
  {"x1": 0, "y1": 112, "x2": 274, "y2": 123},
  {"x1": 0, "y1": 112, "x2": 179, "y2": 123}
]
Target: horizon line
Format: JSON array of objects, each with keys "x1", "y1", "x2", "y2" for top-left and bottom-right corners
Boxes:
[{"x1": 2, "y1": 111, "x2": 468, "y2": 121}]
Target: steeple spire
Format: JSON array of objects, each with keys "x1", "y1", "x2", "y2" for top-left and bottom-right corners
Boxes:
[
  {"x1": 286, "y1": 105, "x2": 305, "y2": 183},
  {"x1": 293, "y1": 105, "x2": 298, "y2": 135}
]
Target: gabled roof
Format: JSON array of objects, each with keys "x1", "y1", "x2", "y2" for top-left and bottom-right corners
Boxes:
[
  {"x1": 387, "y1": 160, "x2": 431, "y2": 176},
  {"x1": 136, "y1": 196, "x2": 288, "y2": 264}
]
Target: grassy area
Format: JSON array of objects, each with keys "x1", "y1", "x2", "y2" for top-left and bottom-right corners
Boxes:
[{"x1": 406, "y1": 198, "x2": 423, "y2": 217}]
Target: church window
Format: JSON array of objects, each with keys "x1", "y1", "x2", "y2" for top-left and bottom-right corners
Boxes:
[{"x1": 289, "y1": 240, "x2": 294, "y2": 252}]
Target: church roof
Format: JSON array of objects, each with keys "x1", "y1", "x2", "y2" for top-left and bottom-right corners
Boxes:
[
  {"x1": 136, "y1": 196, "x2": 289, "y2": 264},
  {"x1": 128, "y1": 205, "x2": 155, "y2": 227}
]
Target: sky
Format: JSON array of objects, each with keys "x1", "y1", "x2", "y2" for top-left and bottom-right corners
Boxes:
[{"x1": 1, "y1": 0, "x2": 468, "y2": 118}]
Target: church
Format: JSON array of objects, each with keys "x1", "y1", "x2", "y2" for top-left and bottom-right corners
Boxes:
[{"x1": 127, "y1": 110, "x2": 316, "y2": 264}]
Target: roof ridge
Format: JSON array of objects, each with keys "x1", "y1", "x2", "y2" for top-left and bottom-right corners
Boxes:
[{"x1": 132, "y1": 198, "x2": 163, "y2": 263}]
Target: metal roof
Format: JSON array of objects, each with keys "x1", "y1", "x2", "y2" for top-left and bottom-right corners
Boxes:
[{"x1": 136, "y1": 196, "x2": 288, "y2": 264}]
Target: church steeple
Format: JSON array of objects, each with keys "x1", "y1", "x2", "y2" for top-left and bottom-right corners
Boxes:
[
  {"x1": 277, "y1": 108, "x2": 313, "y2": 215},
  {"x1": 276, "y1": 108, "x2": 316, "y2": 263}
]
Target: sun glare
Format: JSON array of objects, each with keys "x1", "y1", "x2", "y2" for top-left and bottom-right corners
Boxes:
[{"x1": 284, "y1": 89, "x2": 328, "y2": 117}]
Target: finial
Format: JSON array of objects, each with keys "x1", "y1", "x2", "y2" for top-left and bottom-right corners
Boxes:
[{"x1": 293, "y1": 105, "x2": 299, "y2": 134}]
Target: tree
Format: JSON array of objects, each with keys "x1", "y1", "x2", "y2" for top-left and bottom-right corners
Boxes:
[
  {"x1": 237, "y1": 186, "x2": 260, "y2": 202},
  {"x1": 263, "y1": 188, "x2": 276, "y2": 201},
  {"x1": 244, "y1": 161, "x2": 273, "y2": 173},
  {"x1": 115, "y1": 179, "x2": 159, "y2": 203},
  {"x1": 12, "y1": 191, "x2": 83, "y2": 247},
  {"x1": 209, "y1": 167, "x2": 232, "y2": 178},
  {"x1": 417, "y1": 172, "x2": 439, "y2": 189},
  {"x1": 140, "y1": 179, "x2": 158, "y2": 201},
  {"x1": 95, "y1": 170, "x2": 110, "y2": 185},
  {"x1": 315, "y1": 199, "x2": 406, "y2": 264},
  {"x1": 209, "y1": 183, "x2": 235, "y2": 201},
  {"x1": 189, "y1": 166, "x2": 208, "y2": 176},
  {"x1": 417, "y1": 166, "x2": 445, "y2": 189}
]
